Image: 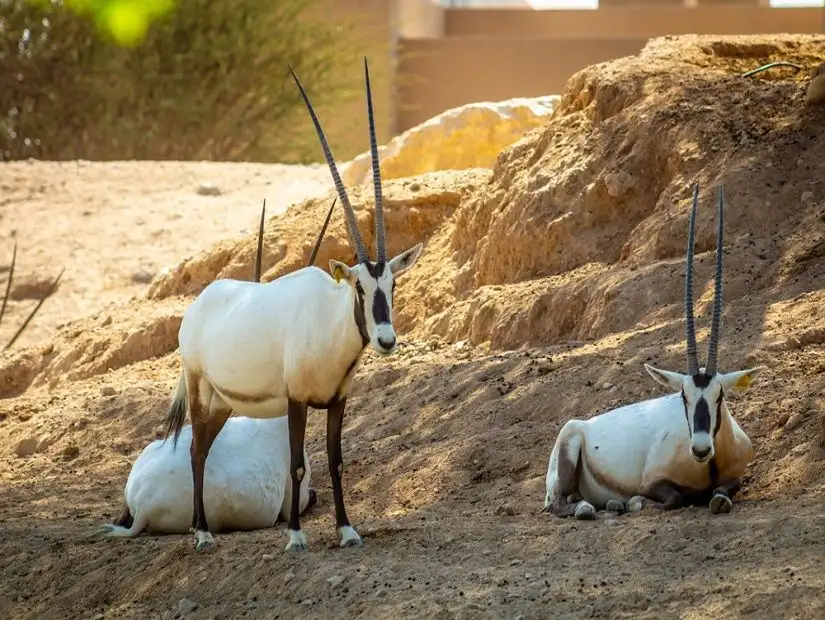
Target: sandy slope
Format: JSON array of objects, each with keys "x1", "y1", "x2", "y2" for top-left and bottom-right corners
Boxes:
[{"x1": 1, "y1": 34, "x2": 825, "y2": 620}]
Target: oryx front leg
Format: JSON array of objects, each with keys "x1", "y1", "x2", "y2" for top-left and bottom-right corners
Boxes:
[
  {"x1": 328, "y1": 398, "x2": 363, "y2": 548},
  {"x1": 633, "y1": 480, "x2": 685, "y2": 512},
  {"x1": 189, "y1": 382, "x2": 231, "y2": 553},
  {"x1": 709, "y1": 478, "x2": 741, "y2": 515},
  {"x1": 544, "y1": 421, "x2": 595, "y2": 521},
  {"x1": 286, "y1": 399, "x2": 309, "y2": 553}
]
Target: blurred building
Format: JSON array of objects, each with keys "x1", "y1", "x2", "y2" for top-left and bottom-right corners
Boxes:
[{"x1": 336, "y1": 0, "x2": 823, "y2": 140}]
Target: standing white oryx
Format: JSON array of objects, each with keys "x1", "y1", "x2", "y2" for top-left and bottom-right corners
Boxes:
[
  {"x1": 94, "y1": 198, "x2": 336, "y2": 540},
  {"x1": 164, "y1": 58, "x2": 423, "y2": 553},
  {"x1": 544, "y1": 184, "x2": 764, "y2": 519}
]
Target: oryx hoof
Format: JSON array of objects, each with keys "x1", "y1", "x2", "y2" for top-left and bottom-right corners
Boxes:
[
  {"x1": 627, "y1": 496, "x2": 646, "y2": 513},
  {"x1": 194, "y1": 530, "x2": 215, "y2": 553},
  {"x1": 285, "y1": 529, "x2": 308, "y2": 553},
  {"x1": 89, "y1": 524, "x2": 114, "y2": 539},
  {"x1": 709, "y1": 493, "x2": 732, "y2": 515},
  {"x1": 574, "y1": 503, "x2": 596, "y2": 521},
  {"x1": 339, "y1": 525, "x2": 364, "y2": 548},
  {"x1": 605, "y1": 499, "x2": 625, "y2": 514},
  {"x1": 195, "y1": 540, "x2": 215, "y2": 554}
]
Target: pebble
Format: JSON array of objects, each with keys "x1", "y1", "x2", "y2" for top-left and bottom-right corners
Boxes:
[
  {"x1": 62, "y1": 445, "x2": 80, "y2": 459},
  {"x1": 785, "y1": 412, "x2": 806, "y2": 431},
  {"x1": 805, "y1": 63, "x2": 825, "y2": 105},
  {"x1": 495, "y1": 503, "x2": 516, "y2": 517},
  {"x1": 284, "y1": 572, "x2": 295, "y2": 583},
  {"x1": 261, "y1": 553, "x2": 275, "y2": 561},
  {"x1": 14, "y1": 438, "x2": 38, "y2": 457},
  {"x1": 177, "y1": 598, "x2": 198, "y2": 616},
  {"x1": 327, "y1": 575, "x2": 345, "y2": 588},
  {"x1": 131, "y1": 269, "x2": 154, "y2": 284},
  {"x1": 100, "y1": 386, "x2": 117, "y2": 397},
  {"x1": 801, "y1": 191, "x2": 814, "y2": 203},
  {"x1": 197, "y1": 181, "x2": 221, "y2": 196},
  {"x1": 509, "y1": 559, "x2": 523, "y2": 566}
]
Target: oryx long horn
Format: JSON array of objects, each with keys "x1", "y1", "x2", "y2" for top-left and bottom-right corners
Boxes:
[
  {"x1": 308, "y1": 198, "x2": 337, "y2": 267},
  {"x1": 254, "y1": 199, "x2": 266, "y2": 283},
  {"x1": 684, "y1": 184, "x2": 700, "y2": 376},
  {"x1": 364, "y1": 57, "x2": 386, "y2": 262},
  {"x1": 0, "y1": 240, "x2": 16, "y2": 330},
  {"x1": 289, "y1": 66, "x2": 368, "y2": 264},
  {"x1": 705, "y1": 185, "x2": 725, "y2": 375}
]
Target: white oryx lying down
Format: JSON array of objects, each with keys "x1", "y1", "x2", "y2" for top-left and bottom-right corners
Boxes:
[
  {"x1": 544, "y1": 184, "x2": 764, "y2": 519},
  {"x1": 96, "y1": 416, "x2": 315, "y2": 537}
]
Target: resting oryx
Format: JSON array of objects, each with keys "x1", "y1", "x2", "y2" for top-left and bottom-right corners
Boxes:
[
  {"x1": 95, "y1": 199, "x2": 336, "y2": 539},
  {"x1": 544, "y1": 184, "x2": 763, "y2": 519},
  {"x1": 164, "y1": 58, "x2": 423, "y2": 553}
]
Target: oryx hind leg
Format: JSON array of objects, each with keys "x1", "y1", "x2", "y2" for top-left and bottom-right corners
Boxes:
[
  {"x1": 189, "y1": 377, "x2": 231, "y2": 553},
  {"x1": 544, "y1": 421, "x2": 596, "y2": 521}
]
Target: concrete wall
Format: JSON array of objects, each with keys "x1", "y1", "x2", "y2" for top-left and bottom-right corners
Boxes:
[
  {"x1": 442, "y1": 6, "x2": 822, "y2": 37},
  {"x1": 396, "y1": 5, "x2": 824, "y2": 130},
  {"x1": 397, "y1": 36, "x2": 647, "y2": 128},
  {"x1": 328, "y1": 1, "x2": 823, "y2": 147}
]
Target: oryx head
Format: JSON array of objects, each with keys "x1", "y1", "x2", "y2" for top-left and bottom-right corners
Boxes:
[
  {"x1": 644, "y1": 184, "x2": 763, "y2": 463},
  {"x1": 290, "y1": 59, "x2": 423, "y2": 356}
]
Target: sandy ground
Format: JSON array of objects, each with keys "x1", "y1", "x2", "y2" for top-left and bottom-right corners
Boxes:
[
  {"x1": 0, "y1": 160, "x2": 331, "y2": 349},
  {"x1": 2, "y1": 34, "x2": 825, "y2": 620}
]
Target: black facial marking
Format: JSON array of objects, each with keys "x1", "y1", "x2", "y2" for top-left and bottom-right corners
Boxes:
[
  {"x1": 372, "y1": 287, "x2": 391, "y2": 325},
  {"x1": 692, "y1": 373, "x2": 712, "y2": 388},
  {"x1": 353, "y1": 281, "x2": 369, "y2": 346},
  {"x1": 359, "y1": 260, "x2": 393, "y2": 326},
  {"x1": 363, "y1": 260, "x2": 386, "y2": 278},
  {"x1": 693, "y1": 398, "x2": 711, "y2": 434},
  {"x1": 681, "y1": 390, "x2": 689, "y2": 427},
  {"x1": 713, "y1": 389, "x2": 724, "y2": 437}
]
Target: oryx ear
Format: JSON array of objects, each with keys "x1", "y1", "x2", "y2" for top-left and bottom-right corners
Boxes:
[
  {"x1": 329, "y1": 259, "x2": 354, "y2": 284},
  {"x1": 644, "y1": 364, "x2": 686, "y2": 391},
  {"x1": 388, "y1": 243, "x2": 423, "y2": 278},
  {"x1": 718, "y1": 367, "x2": 764, "y2": 392}
]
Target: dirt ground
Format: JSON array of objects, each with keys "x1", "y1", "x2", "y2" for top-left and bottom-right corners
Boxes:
[{"x1": 2, "y1": 34, "x2": 825, "y2": 620}]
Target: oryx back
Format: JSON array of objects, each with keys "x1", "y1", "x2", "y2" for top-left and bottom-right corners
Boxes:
[{"x1": 178, "y1": 266, "x2": 364, "y2": 416}]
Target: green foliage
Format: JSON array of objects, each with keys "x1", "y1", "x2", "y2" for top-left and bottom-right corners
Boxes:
[
  {"x1": 60, "y1": 0, "x2": 175, "y2": 47},
  {"x1": 1, "y1": 0, "x2": 364, "y2": 162}
]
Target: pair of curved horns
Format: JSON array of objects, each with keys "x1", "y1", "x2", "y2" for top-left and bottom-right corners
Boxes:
[
  {"x1": 684, "y1": 183, "x2": 725, "y2": 376},
  {"x1": 252, "y1": 197, "x2": 337, "y2": 283},
  {"x1": 289, "y1": 58, "x2": 387, "y2": 264},
  {"x1": 1, "y1": 241, "x2": 64, "y2": 352}
]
